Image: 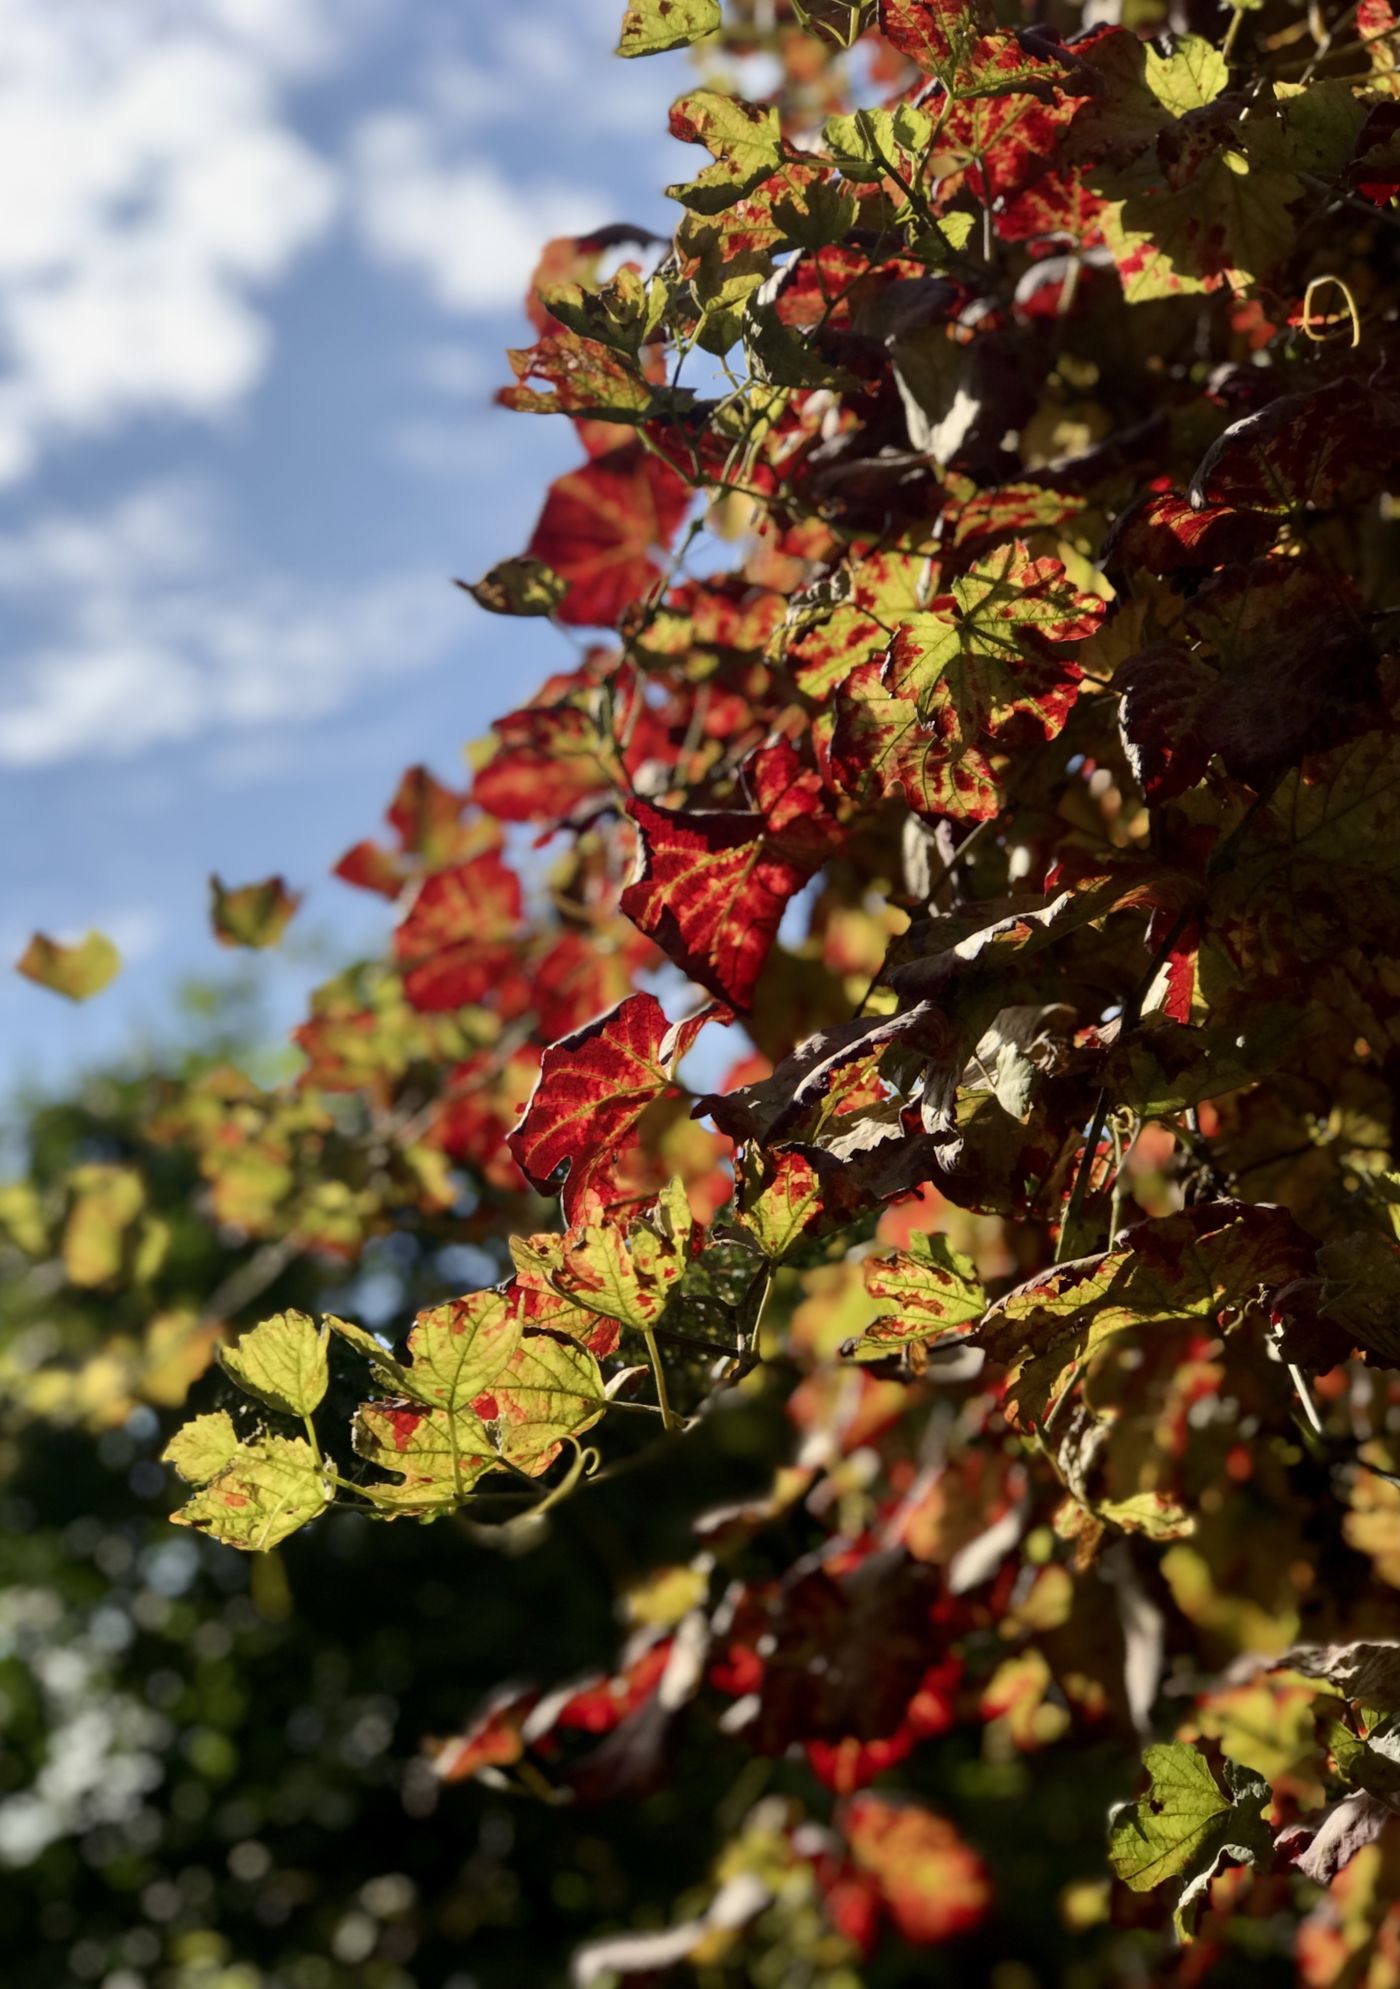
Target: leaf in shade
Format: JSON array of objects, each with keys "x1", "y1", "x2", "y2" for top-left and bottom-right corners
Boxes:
[
  {"x1": 170, "y1": 1434, "x2": 329, "y2": 1552},
  {"x1": 460, "y1": 556, "x2": 568, "y2": 617},
  {"x1": 842, "y1": 1794, "x2": 993, "y2": 1943},
  {"x1": 509, "y1": 992, "x2": 724, "y2": 1219},
  {"x1": 1105, "y1": 492, "x2": 1274, "y2": 576},
  {"x1": 617, "y1": 0, "x2": 720, "y2": 57},
  {"x1": 526, "y1": 442, "x2": 691, "y2": 629},
  {"x1": 1189, "y1": 380, "x2": 1400, "y2": 515},
  {"x1": 210, "y1": 874, "x2": 302, "y2": 950},
  {"x1": 978, "y1": 1202, "x2": 1314, "y2": 1429},
  {"x1": 17, "y1": 930, "x2": 121, "y2": 1002}
]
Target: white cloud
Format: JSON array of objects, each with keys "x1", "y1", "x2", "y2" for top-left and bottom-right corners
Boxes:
[
  {"x1": 351, "y1": 113, "x2": 609, "y2": 316},
  {"x1": 347, "y1": 0, "x2": 674, "y2": 323},
  {"x1": 0, "y1": 0, "x2": 345, "y2": 481},
  {"x1": 0, "y1": 479, "x2": 464, "y2": 765}
]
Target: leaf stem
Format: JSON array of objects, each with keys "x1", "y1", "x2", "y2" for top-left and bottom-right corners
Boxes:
[{"x1": 640, "y1": 1322, "x2": 677, "y2": 1431}]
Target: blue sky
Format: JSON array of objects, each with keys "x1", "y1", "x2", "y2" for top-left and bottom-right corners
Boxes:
[{"x1": 0, "y1": 0, "x2": 692, "y2": 1089}]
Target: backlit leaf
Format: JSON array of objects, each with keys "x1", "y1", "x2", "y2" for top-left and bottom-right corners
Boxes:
[
  {"x1": 17, "y1": 930, "x2": 121, "y2": 1002},
  {"x1": 617, "y1": 0, "x2": 720, "y2": 57},
  {"x1": 210, "y1": 874, "x2": 302, "y2": 950},
  {"x1": 221, "y1": 1310, "x2": 329, "y2": 1419}
]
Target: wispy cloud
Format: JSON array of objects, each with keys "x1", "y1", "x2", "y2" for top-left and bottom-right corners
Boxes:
[
  {"x1": 347, "y1": 0, "x2": 673, "y2": 324},
  {"x1": 0, "y1": 480, "x2": 464, "y2": 765},
  {"x1": 0, "y1": 0, "x2": 347, "y2": 482}
]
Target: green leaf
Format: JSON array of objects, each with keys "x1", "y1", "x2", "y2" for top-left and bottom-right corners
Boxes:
[
  {"x1": 1109, "y1": 1743, "x2": 1270, "y2": 1892},
  {"x1": 485, "y1": 1335, "x2": 608, "y2": 1474},
  {"x1": 221, "y1": 1310, "x2": 329, "y2": 1418},
  {"x1": 163, "y1": 1411, "x2": 241, "y2": 1486},
  {"x1": 17, "y1": 930, "x2": 121, "y2": 1002},
  {"x1": 460, "y1": 557, "x2": 567, "y2": 617},
  {"x1": 209, "y1": 875, "x2": 302, "y2": 950},
  {"x1": 617, "y1": 0, "x2": 720, "y2": 57},
  {"x1": 844, "y1": 1232, "x2": 986, "y2": 1360},
  {"x1": 668, "y1": 93, "x2": 784, "y2": 214},
  {"x1": 170, "y1": 1434, "x2": 330, "y2": 1552},
  {"x1": 394, "y1": 1290, "x2": 524, "y2": 1412},
  {"x1": 1143, "y1": 36, "x2": 1227, "y2": 116}
]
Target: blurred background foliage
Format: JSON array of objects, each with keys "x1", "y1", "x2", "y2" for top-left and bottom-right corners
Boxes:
[{"x1": 0, "y1": 987, "x2": 1146, "y2": 1989}]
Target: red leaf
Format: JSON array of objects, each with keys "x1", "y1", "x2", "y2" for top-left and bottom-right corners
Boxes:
[
  {"x1": 507, "y1": 992, "x2": 723, "y2": 1217},
  {"x1": 878, "y1": 0, "x2": 991, "y2": 71},
  {"x1": 394, "y1": 852, "x2": 524, "y2": 1012},
  {"x1": 527, "y1": 442, "x2": 691, "y2": 628},
  {"x1": 621, "y1": 744, "x2": 835, "y2": 1008},
  {"x1": 841, "y1": 1794, "x2": 992, "y2": 1944}
]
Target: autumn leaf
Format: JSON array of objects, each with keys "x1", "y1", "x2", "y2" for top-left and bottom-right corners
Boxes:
[
  {"x1": 460, "y1": 556, "x2": 567, "y2": 617},
  {"x1": 169, "y1": 1434, "x2": 329, "y2": 1552},
  {"x1": 162, "y1": 1411, "x2": 241, "y2": 1486},
  {"x1": 393, "y1": 850, "x2": 524, "y2": 1011},
  {"x1": 508, "y1": 992, "x2": 722, "y2": 1218},
  {"x1": 622, "y1": 742, "x2": 834, "y2": 1008},
  {"x1": 843, "y1": 1794, "x2": 992, "y2": 1943},
  {"x1": 17, "y1": 930, "x2": 121, "y2": 1002},
  {"x1": 978, "y1": 1203, "x2": 1314, "y2": 1429},
  {"x1": 221, "y1": 1310, "x2": 329, "y2": 1419},
  {"x1": 210, "y1": 874, "x2": 302, "y2": 949},
  {"x1": 617, "y1": 0, "x2": 720, "y2": 57},
  {"x1": 667, "y1": 93, "x2": 785, "y2": 215},
  {"x1": 526, "y1": 442, "x2": 691, "y2": 629},
  {"x1": 843, "y1": 1232, "x2": 985, "y2": 1361}
]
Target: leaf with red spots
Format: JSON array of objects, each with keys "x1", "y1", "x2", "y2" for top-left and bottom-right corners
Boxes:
[{"x1": 508, "y1": 992, "x2": 725, "y2": 1218}]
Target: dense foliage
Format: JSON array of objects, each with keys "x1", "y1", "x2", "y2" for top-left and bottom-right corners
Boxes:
[{"x1": 11, "y1": 0, "x2": 1400, "y2": 1979}]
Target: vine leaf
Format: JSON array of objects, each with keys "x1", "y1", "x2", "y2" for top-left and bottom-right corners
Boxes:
[
  {"x1": 1108, "y1": 1743, "x2": 1270, "y2": 1901},
  {"x1": 617, "y1": 0, "x2": 720, "y2": 57},
  {"x1": 512, "y1": 1179, "x2": 695, "y2": 1337},
  {"x1": 509, "y1": 992, "x2": 725, "y2": 1218},
  {"x1": 622, "y1": 742, "x2": 835, "y2": 1008},
  {"x1": 221, "y1": 1309, "x2": 330, "y2": 1419},
  {"x1": 168, "y1": 1434, "x2": 330, "y2": 1553},
  {"x1": 163, "y1": 1411, "x2": 241, "y2": 1487},
  {"x1": 461, "y1": 555, "x2": 568, "y2": 617},
  {"x1": 17, "y1": 930, "x2": 121, "y2": 1002},
  {"x1": 526, "y1": 442, "x2": 692, "y2": 629},
  {"x1": 209, "y1": 874, "x2": 302, "y2": 950},
  {"x1": 978, "y1": 1203, "x2": 1313, "y2": 1429},
  {"x1": 843, "y1": 1232, "x2": 985, "y2": 1361}
]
